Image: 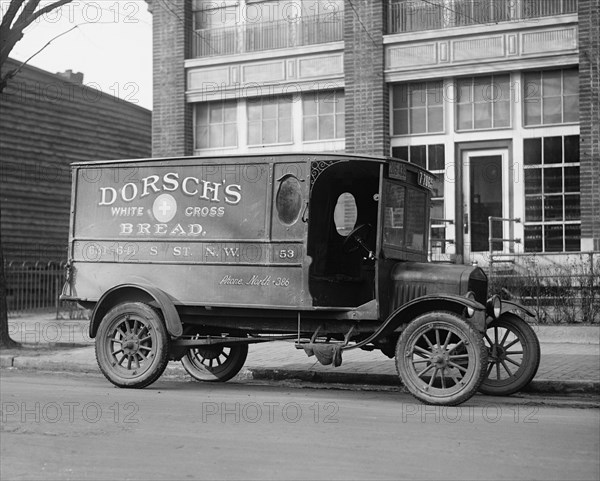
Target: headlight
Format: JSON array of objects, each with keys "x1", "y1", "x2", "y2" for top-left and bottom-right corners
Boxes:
[
  {"x1": 486, "y1": 295, "x2": 502, "y2": 319},
  {"x1": 464, "y1": 291, "x2": 476, "y2": 318}
]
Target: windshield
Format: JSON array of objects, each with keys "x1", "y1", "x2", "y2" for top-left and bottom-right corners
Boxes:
[{"x1": 382, "y1": 180, "x2": 428, "y2": 253}]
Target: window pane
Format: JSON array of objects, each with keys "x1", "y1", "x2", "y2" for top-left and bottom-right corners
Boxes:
[
  {"x1": 524, "y1": 168, "x2": 542, "y2": 195},
  {"x1": 457, "y1": 104, "x2": 472, "y2": 130},
  {"x1": 410, "y1": 85, "x2": 427, "y2": 107},
  {"x1": 427, "y1": 83, "x2": 443, "y2": 105},
  {"x1": 224, "y1": 104, "x2": 237, "y2": 122},
  {"x1": 525, "y1": 196, "x2": 543, "y2": 222},
  {"x1": 432, "y1": 174, "x2": 444, "y2": 198},
  {"x1": 565, "y1": 224, "x2": 581, "y2": 251},
  {"x1": 564, "y1": 195, "x2": 580, "y2": 220},
  {"x1": 279, "y1": 118, "x2": 292, "y2": 143},
  {"x1": 209, "y1": 125, "x2": 222, "y2": 148},
  {"x1": 544, "y1": 137, "x2": 562, "y2": 164},
  {"x1": 545, "y1": 196, "x2": 563, "y2": 220},
  {"x1": 393, "y1": 85, "x2": 409, "y2": 109},
  {"x1": 248, "y1": 104, "x2": 261, "y2": 121},
  {"x1": 196, "y1": 126, "x2": 208, "y2": 149},
  {"x1": 428, "y1": 144, "x2": 445, "y2": 171},
  {"x1": 474, "y1": 102, "x2": 492, "y2": 128},
  {"x1": 336, "y1": 95, "x2": 345, "y2": 113},
  {"x1": 210, "y1": 104, "x2": 223, "y2": 123},
  {"x1": 393, "y1": 146, "x2": 409, "y2": 160},
  {"x1": 393, "y1": 109, "x2": 408, "y2": 135},
  {"x1": 410, "y1": 145, "x2": 427, "y2": 168},
  {"x1": 410, "y1": 108, "x2": 426, "y2": 133},
  {"x1": 563, "y1": 69, "x2": 579, "y2": 95},
  {"x1": 524, "y1": 138, "x2": 542, "y2": 165},
  {"x1": 563, "y1": 95, "x2": 579, "y2": 123},
  {"x1": 263, "y1": 101, "x2": 277, "y2": 119},
  {"x1": 544, "y1": 225, "x2": 563, "y2": 252},
  {"x1": 303, "y1": 96, "x2": 317, "y2": 116},
  {"x1": 523, "y1": 73, "x2": 541, "y2": 100},
  {"x1": 524, "y1": 225, "x2": 543, "y2": 252},
  {"x1": 458, "y1": 80, "x2": 472, "y2": 103},
  {"x1": 223, "y1": 124, "x2": 237, "y2": 146},
  {"x1": 542, "y1": 97, "x2": 562, "y2": 124},
  {"x1": 524, "y1": 100, "x2": 541, "y2": 125},
  {"x1": 564, "y1": 135, "x2": 580, "y2": 163},
  {"x1": 544, "y1": 167, "x2": 563, "y2": 193},
  {"x1": 431, "y1": 200, "x2": 443, "y2": 220},
  {"x1": 248, "y1": 122, "x2": 261, "y2": 145},
  {"x1": 542, "y1": 71, "x2": 561, "y2": 96},
  {"x1": 564, "y1": 166, "x2": 580, "y2": 192},
  {"x1": 263, "y1": 119, "x2": 277, "y2": 144},
  {"x1": 494, "y1": 101, "x2": 510, "y2": 127},
  {"x1": 319, "y1": 114, "x2": 334, "y2": 139},
  {"x1": 320, "y1": 96, "x2": 335, "y2": 114},
  {"x1": 303, "y1": 117, "x2": 317, "y2": 141},
  {"x1": 428, "y1": 107, "x2": 443, "y2": 132},
  {"x1": 335, "y1": 114, "x2": 344, "y2": 139}
]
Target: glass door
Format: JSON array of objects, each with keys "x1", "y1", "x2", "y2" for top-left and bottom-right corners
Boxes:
[{"x1": 461, "y1": 149, "x2": 509, "y2": 261}]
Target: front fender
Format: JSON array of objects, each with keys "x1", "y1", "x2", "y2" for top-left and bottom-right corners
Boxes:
[
  {"x1": 344, "y1": 294, "x2": 486, "y2": 352},
  {"x1": 89, "y1": 284, "x2": 183, "y2": 339},
  {"x1": 499, "y1": 300, "x2": 536, "y2": 319}
]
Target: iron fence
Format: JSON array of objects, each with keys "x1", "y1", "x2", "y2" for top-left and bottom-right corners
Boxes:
[
  {"x1": 388, "y1": 0, "x2": 578, "y2": 34},
  {"x1": 4, "y1": 260, "x2": 83, "y2": 319}
]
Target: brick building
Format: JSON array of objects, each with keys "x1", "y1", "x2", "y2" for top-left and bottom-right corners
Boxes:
[
  {"x1": 147, "y1": 0, "x2": 599, "y2": 264},
  {"x1": 0, "y1": 58, "x2": 152, "y2": 262}
]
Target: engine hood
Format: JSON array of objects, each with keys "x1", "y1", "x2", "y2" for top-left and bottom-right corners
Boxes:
[{"x1": 389, "y1": 262, "x2": 488, "y2": 311}]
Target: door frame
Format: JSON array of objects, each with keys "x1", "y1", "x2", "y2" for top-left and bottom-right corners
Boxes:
[{"x1": 454, "y1": 141, "x2": 514, "y2": 264}]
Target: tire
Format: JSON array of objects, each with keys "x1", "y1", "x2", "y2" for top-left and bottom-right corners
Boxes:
[
  {"x1": 95, "y1": 302, "x2": 169, "y2": 388},
  {"x1": 479, "y1": 313, "x2": 541, "y2": 396},
  {"x1": 395, "y1": 311, "x2": 488, "y2": 406},
  {"x1": 181, "y1": 342, "x2": 248, "y2": 382}
]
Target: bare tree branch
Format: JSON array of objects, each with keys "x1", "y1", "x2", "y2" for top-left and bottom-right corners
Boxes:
[{"x1": 0, "y1": 0, "x2": 26, "y2": 32}]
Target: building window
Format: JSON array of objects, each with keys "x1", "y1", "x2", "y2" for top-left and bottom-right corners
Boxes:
[
  {"x1": 248, "y1": 96, "x2": 293, "y2": 146},
  {"x1": 302, "y1": 90, "x2": 344, "y2": 141},
  {"x1": 524, "y1": 135, "x2": 580, "y2": 252},
  {"x1": 524, "y1": 69, "x2": 579, "y2": 126},
  {"x1": 195, "y1": 100, "x2": 237, "y2": 150},
  {"x1": 392, "y1": 144, "x2": 446, "y2": 252},
  {"x1": 457, "y1": 75, "x2": 511, "y2": 130},
  {"x1": 392, "y1": 81, "x2": 444, "y2": 135}
]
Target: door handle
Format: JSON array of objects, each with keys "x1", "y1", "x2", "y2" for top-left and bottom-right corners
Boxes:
[{"x1": 463, "y1": 213, "x2": 469, "y2": 234}]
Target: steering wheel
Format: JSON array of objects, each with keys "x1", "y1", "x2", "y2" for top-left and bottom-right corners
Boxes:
[{"x1": 342, "y1": 223, "x2": 373, "y2": 254}]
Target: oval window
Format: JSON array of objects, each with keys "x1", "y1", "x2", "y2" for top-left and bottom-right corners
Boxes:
[
  {"x1": 334, "y1": 192, "x2": 357, "y2": 236},
  {"x1": 276, "y1": 175, "x2": 303, "y2": 225}
]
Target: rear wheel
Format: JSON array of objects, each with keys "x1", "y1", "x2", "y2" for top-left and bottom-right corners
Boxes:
[
  {"x1": 95, "y1": 302, "x2": 169, "y2": 388},
  {"x1": 396, "y1": 311, "x2": 487, "y2": 406},
  {"x1": 480, "y1": 313, "x2": 540, "y2": 396},
  {"x1": 182, "y1": 341, "x2": 248, "y2": 382}
]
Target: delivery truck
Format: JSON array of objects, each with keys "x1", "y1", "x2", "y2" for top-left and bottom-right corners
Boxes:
[{"x1": 62, "y1": 153, "x2": 540, "y2": 405}]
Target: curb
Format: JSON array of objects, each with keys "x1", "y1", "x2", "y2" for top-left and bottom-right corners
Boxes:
[{"x1": 3, "y1": 354, "x2": 595, "y2": 396}]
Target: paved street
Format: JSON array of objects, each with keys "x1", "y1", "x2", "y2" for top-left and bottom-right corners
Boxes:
[{"x1": 1, "y1": 371, "x2": 599, "y2": 481}]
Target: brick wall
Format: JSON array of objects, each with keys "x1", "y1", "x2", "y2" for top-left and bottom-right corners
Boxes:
[
  {"x1": 579, "y1": 0, "x2": 600, "y2": 251},
  {"x1": 343, "y1": 0, "x2": 388, "y2": 155},
  {"x1": 149, "y1": 0, "x2": 193, "y2": 158}
]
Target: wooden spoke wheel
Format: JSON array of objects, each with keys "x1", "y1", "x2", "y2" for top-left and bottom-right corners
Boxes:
[
  {"x1": 396, "y1": 311, "x2": 488, "y2": 406},
  {"x1": 479, "y1": 313, "x2": 541, "y2": 396},
  {"x1": 95, "y1": 302, "x2": 169, "y2": 388},
  {"x1": 181, "y1": 341, "x2": 248, "y2": 382}
]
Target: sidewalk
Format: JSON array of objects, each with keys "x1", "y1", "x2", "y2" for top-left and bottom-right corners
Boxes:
[{"x1": 1, "y1": 312, "x2": 599, "y2": 396}]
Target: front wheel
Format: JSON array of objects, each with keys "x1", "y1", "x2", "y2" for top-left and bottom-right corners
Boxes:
[
  {"x1": 95, "y1": 302, "x2": 169, "y2": 388},
  {"x1": 182, "y1": 343, "x2": 248, "y2": 382},
  {"x1": 396, "y1": 311, "x2": 488, "y2": 406},
  {"x1": 479, "y1": 313, "x2": 541, "y2": 396}
]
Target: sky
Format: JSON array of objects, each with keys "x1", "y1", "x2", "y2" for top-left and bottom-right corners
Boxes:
[{"x1": 5, "y1": 0, "x2": 153, "y2": 110}]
